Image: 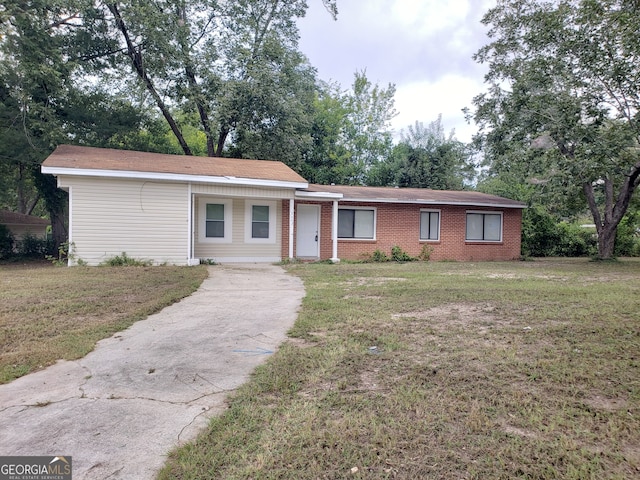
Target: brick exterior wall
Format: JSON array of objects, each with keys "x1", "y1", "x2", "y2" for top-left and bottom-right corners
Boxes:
[{"x1": 285, "y1": 200, "x2": 522, "y2": 262}]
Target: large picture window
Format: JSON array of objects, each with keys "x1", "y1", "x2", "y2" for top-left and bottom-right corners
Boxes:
[
  {"x1": 338, "y1": 208, "x2": 375, "y2": 239},
  {"x1": 466, "y1": 212, "x2": 502, "y2": 242},
  {"x1": 420, "y1": 210, "x2": 440, "y2": 241}
]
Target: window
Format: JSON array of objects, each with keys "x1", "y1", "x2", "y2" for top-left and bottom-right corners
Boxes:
[
  {"x1": 420, "y1": 210, "x2": 440, "y2": 241},
  {"x1": 338, "y1": 208, "x2": 375, "y2": 239},
  {"x1": 205, "y1": 204, "x2": 225, "y2": 238},
  {"x1": 199, "y1": 199, "x2": 232, "y2": 243},
  {"x1": 251, "y1": 205, "x2": 269, "y2": 239},
  {"x1": 466, "y1": 212, "x2": 502, "y2": 241},
  {"x1": 245, "y1": 201, "x2": 277, "y2": 243}
]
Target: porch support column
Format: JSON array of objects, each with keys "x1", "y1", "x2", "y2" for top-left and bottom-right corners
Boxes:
[
  {"x1": 187, "y1": 183, "x2": 198, "y2": 266},
  {"x1": 331, "y1": 199, "x2": 340, "y2": 263},
  {"x1": 288, "y1": 198, "x2": 295, "y2": 260}
]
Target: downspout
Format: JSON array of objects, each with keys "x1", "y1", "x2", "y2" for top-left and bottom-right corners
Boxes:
[
  {"x1": 187, "y1": 183, "x2": 195, "y2": 265},
  {"x1": 331, "y1": 199, "x2": 340, "y2": 263},
  {"x1": 289, "y1": 198, "x2": 295, "y2": 260},
  {"x1": 67, "y1": 185, "x2": 73, "y2": 266}
]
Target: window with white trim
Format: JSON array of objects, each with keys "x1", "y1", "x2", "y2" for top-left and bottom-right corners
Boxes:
[
  {"x1": 420, "y1": 210, "x2": 440, "y2": 241},
  {"x1": 199, "y1": 199, "x2": 232, "y2": 243},
  {"x1": 338, "y1": 208, "x2": 375, "y2": 239},
  {"x1": 245, "y1": 201, "x2": 277, "y2": 243},
  {"x1": 466, "y1": 212, "x2": 502, "y2": 242}
]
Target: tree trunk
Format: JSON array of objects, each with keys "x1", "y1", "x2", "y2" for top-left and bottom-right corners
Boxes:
[
  {"x1": 597, "y1": 224, "x2": 617, "y2": 259},
  {"x1": 107, "y1": 3, "x2": 193, "y2": 156},
  {"x1": 49, "y1": 206, "x2": 68, "y2": 254}
]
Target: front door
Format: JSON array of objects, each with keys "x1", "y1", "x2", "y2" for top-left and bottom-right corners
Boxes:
[{"x1": 296, "y1": 204, "x2": 320, "y2": 258}]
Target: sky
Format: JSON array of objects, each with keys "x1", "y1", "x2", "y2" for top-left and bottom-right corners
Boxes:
[{"x1": 296, "y1": 0, "x2": 497, "y2": 143}]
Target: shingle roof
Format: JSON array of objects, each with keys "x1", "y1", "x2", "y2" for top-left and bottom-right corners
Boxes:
[
  {"x1": 306, "y1": 184, "x2": 526, "y2": 208},
  {"x1": 42, "y1": 145, "x2": 308, "y2": 184},
  {"x1": 0, "y1": 210, "x2": 50, "y2": 226}
]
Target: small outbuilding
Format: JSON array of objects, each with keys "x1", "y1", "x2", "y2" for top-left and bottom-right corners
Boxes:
[
  {"x1": 0, "y1": 210, "x2": 50, "y2": 241},
  {"x1": 41, "y1": 145, "x2": 525, "y2": 265}
]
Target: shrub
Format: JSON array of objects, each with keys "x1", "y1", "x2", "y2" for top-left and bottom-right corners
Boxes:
[
  {"x1": 16, "y1": 232, "x2": 55, "y2": 258},
  {"x1": 0, "y1": 224, "x2": 14, "y2": 259},
  {"x1": 100, "y1": 252, "x2": 152, "y2": 267},
  {"x1": 615, "y1": 213, "x2": 640, "y2": 257},
  {"x1": 371, "y1": 249, "x2": 390, "y2": 262},
  {"x1": 417, "y1": 244, "x2": 433, "y2": 262},
  {"x1": 391, "y1": 245, "x2": 416, "y2": 262}
]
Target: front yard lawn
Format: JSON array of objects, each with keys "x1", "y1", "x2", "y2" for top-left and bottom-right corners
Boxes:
[
  {"x1": 0, "y1": 261, "x2": 208, "y2": 383},
  {"x1": 160, "y1": 258, "x2": 640, "y2": 480}
]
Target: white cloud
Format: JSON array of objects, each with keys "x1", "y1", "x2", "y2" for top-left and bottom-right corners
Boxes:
[{"x1": 392, "y1": 74, "x2": 484, "y2": 142}]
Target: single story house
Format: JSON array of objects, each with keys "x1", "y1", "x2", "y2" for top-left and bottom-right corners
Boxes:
[
  {"x1": 0, "y1": 210, "x2": 50, "y2": 241},
  {"x1": 41, "y1": 145, "x2": 525, "y2": 266}
]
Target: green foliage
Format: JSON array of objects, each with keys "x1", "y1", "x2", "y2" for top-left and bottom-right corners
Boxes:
[
  {"x1": 371, "y1": 249, "x2": 390, "y2": 262},
  {"x1": 391, "y1": 245, "x2": 416, "y2": 262},
  {"x1": 0, "y1": 224, "x2": 14, "y2": 259},
  {"x1": 369, "y1": 116, "x2": 475, "y2": 189},
  {"x1": 303, "y1": 73, "x2": 397, "y2": 185},
  {"x1": 614, "y1": 213, "x2": 640, "y2": 257},
  {"x1": 100, "y1": 252, "x2": 152, "y2": 267},
  {"x1": 46, "y1": 241, "x2": 73, "y2": 267},
  {"x1": 522, "y1": 206, "x2": 597, "y2": 257},
  {"x1": 472, "y1": 0, "x2": 640, "y2": 259},
  {"x1": 417, "y1": 244, "x2": 434, "y2": 262},
  {"x1": 16, "y1": 233, "x2": 54, "y2": 258}
]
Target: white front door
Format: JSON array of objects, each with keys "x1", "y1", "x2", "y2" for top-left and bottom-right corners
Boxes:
[{"x1": 296, "y1": 204, "x2": 320, "y2": 258}]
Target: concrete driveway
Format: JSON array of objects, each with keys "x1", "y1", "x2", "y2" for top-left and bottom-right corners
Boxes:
[{"x1": 0, "y1": 263, "x2": 304, "y2": 479}]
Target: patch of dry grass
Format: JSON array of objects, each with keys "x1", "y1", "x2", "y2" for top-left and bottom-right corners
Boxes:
[
  {"x1": 160, "y1": 258, "x2": 640, "y2": 480},
  {"x1": 0, "y1": 261, "x2": 208, "y2": 383}
]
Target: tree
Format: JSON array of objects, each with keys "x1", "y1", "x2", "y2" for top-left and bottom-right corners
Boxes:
[
  {"x1": 80, "y1": 0, "x2": 337, "y2": 160},
  {"x1": 303, "y1": 72, "x2": 397, "y2": 185},
  {"x1": 368, "y1": 116, "x2": 474, "y2": 189},
  {"x1": 471, "y1": 0, "x2": 640, "y2": 259},
  {"x1": 0, "y1": 0, "x2": 164, "y2": 249}
]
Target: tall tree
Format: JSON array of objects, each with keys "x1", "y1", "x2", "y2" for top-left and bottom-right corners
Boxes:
[
  {"x1": 472, "y1": 0, "x2": 640, "y2": 259},
  {"x1": 303, "y1": 73, "x2": 397, "y2": 185},
  {"x1": 368, "y1": 116, "x2": 474, "y2": 189},
  {"x1": 82, "y1": 0, "x2": 337, "y2": 160}
]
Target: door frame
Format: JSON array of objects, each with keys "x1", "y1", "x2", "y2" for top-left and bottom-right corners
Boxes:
[{"x1": 296, "y1": 204, "x2": 320, "y2": 259}]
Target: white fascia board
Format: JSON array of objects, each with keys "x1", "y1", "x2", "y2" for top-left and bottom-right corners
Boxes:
[
  {"x1": 295, "y1": 191, "x2": 343, "y2": 200},
  {"x1": 41, "y1": 166, "x2": 308, "y2": 190},
  {"x1": 337, "y1": 198, "x2": 526, "y2": 209}
]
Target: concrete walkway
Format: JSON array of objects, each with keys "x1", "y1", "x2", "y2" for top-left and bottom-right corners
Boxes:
[{"x1": 0, "y1": 264, "x2": 304, "y2": 479}]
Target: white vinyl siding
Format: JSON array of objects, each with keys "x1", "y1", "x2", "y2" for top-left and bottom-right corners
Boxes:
[
  {"x1": 466, "y1": 211, "x2": 503, "y2": 242},
  {"x1": 338, "y1": 208, "x2": 376, "y2": 239},
  {"x1": 420, "y1": 210, "x2": 440, "y2": 241},
  {"x1": 194, "y1": 197, "x2": 282, "y2": 261},
  {"x1": 59, "y1": 177, "x2": 189, "y2": 265}
]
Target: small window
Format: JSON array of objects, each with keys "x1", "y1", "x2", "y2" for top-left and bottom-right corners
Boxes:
[
  {"x1": 338, "y1": 208, "x2": 375, "y2": 239},
  {"x1": 252, "y1": 205, "x2": 270, "y2": 239},
  {"x1": 466, "y1": 212, "x2": 502, "y2": 241},
  {"x1": 206, "y1": 204, "x2": 225, "y2": 238},
  {"x1": 199, "y1": 199, "x2": 232, "y2": 243},
  {"x1": 420, "y1": 210, "x2": 440, "y2": 241},
  {"x1": 244, "y1": 200, "x2": 276, "y2": 243}
]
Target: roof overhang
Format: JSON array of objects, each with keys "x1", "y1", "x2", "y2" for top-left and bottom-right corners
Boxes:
[
  {"x1": 41, "y1": 166, "x2": 309, "y2": 190},
  {"x1": 334, "y1": 197, "x2": 527, "y2": 209},
  {"x1": 295, "y1": 190, "x2": 343, "y2": 200}
]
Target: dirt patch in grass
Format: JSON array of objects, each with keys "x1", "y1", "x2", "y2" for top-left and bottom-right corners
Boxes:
[
  {"x1": 160, "y1": 260, "x2": 640, "y2": 480},
  {"x1": 0, "y1": 262, "x2": 208, "y2": 383}
]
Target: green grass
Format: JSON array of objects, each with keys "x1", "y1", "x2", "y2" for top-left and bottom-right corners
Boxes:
[
  {"x1": 0, "y1": 261, "x2": 208, "y2": 383},
  {"x1": 159, "y1": 258, "x2": 640, "y2": 479}
]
